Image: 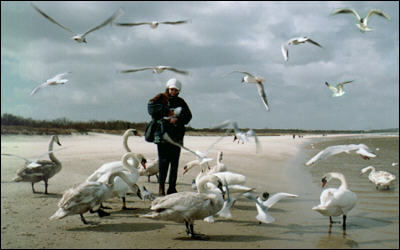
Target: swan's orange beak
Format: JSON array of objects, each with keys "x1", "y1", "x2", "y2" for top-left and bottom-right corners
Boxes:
[
  {"x1": 322, "y1": 177, "x2": 327, "y2": 188},
  {"x1": 183, "y1": 166, "x2": 188, "y2": 175},
  {"x1": 141, "y1": 160, "x2": 147, "y2": 169}
]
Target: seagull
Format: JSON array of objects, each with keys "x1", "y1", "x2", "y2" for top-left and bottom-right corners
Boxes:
[
  {"x1": 118, "y1": 66, "x2": 190, "y2": 76},
  {"x1": 115, "y1": 20, "x2": 190, "y2": 29},
  {"x1": 142, "y1": 186, "x2": 156, "y2": 201},
  {"x1": 257, "y1": 192, "x2": 299, "y2": 208},
  {"x1": 30, "y1": 72, "x2": 71, "y2": 96},
  {"x1": 242, "y1": 193, "x2": 275, "y2": 224},
  {"x1": 331, "y1": 8, "x2": 391, "y2": 32},
  {"x1": 325, "y1": 80, "x2": 354, "y2": 97},
  {"x1": 281, "y1": 36, "x2": 322, "y2": 62},
  {"x1": 230, "y1": 71, "x2": 270, "y2": 111},
  {"x1": 306, "y1": 144, "x2": 376, "y2": 166},
  {"x1": 1, "y1": 148, "x2": 65, "y2": 168},
  {"x1": 31, "y1": 4, "x2": 124, "y2": 43}
]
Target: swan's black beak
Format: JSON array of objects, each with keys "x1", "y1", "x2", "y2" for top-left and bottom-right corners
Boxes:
[{"x1": 136, "y1": 188, "x2": 143, "y2": 200}]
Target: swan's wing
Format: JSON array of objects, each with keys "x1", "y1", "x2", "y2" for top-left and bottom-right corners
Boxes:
[
  {"x1": 165, "y1": 67, "x2": 190, "y2": 75},
  {"x1": 82, "y1": 8, "x2": 124, "y2": 37},
  {"x1": 262, "y1": 192, "x2": 298, "y2": 208},
  {"x1": 366, "y1": 9, "x2": 391, "y2": 23},
  {"x1": 281, "y1": 42, "x2": 289, "y2": 61},
  {"x1": 305, "y1": 38, "x2": 322, "y2": 48},
  {"x1": 31, "y1": 3, "x2": 74, "y2": 34},
  {"x1": 118, "y1": 67, "x2": 153, "y2": 73},
  {"x1": 114, "y1": 22, "x2": 152, "y2": 27},
  {"x1": 256, "y1": 82, "x2": 270, "y2": 111},
  {"x1": 331, "y1": 8, "x2": 361, "y2": 21},
  {"x1": 160, "y1": 20, "x2": 189, "y2": 25}
]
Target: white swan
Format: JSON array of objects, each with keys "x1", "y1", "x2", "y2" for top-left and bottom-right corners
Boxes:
[
  {"x1": 138, "y1": 158, "x2": 159, "y2": 182},
  {"x1": 49, "y1": 168, "x2": 142, "y2": 225},
  {"x1": 11, "y1": 135, "x2": 62, "y2": 194},
  {"x1": 331, "y1": 8, "x2": 391, "y2": 32},
  {"x1": 115, "y1": 19, "x2": 189, "y2": 29},
  {"x1": 325, "y1": 80, "x2": 355, "y2": 97},
  {"x1": 95, "y1": 152, "x2": 142, "y2": 210},
  {"x1": 312, "y1": 172, "x2": 357, "y2": 230},
  {"x1": 230, "y1": 71, "x2": 270, "y2": 112},
  {"x1": 118, "y1": 66, "x2": 190, "y2": 76},
  {"x1": 281, "y1": 36, "x2": 322, "y2": 62},
  {"x1": 140, "y1": 174, "x2": 225, "y2": 239},
  {"x1": 360, "y1": 166, "x2": 396, "y2": 189},
  {"x1": 306, "y1": 143, "x2": 376, "y2": 166},
  {"x1": 31, "y1": 3, "x2": 123, "y2": 43},
  {"x1": 30, "y1": 72, "x2": 70, "y2": 96}
]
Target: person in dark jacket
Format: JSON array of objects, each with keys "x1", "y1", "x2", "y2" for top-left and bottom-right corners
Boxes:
[{"x1": 150, "y1": 78, "x2": 192, "y2": 196}]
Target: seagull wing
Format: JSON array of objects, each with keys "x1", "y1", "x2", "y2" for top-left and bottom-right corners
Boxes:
[
  {"x1": 366, "y1": 9, "x2": 392, "y2": 23},
  {"x1": 305, "y1": 38, "x2": 322, "y2": 48},
  {"x1": 118, "y1": 67, "x2": 153, "y2": 73},
  {"x1": 306, "y1": 145, "x2": 356, "y2": 166},
  {"x1": 165, "y1": 67, "x2": 190, "y2": 75},
  {"x1": 262, "y1": 192, "x2": 298, "y2": 208},
  {"x1": 281, "y1": 42, "x2": 289, "y2": 61},
  {"x1": 114, "y1": 22, "x2": 152, "y2": 27},
  {"x1": 204, "y1": 136, "x2": 224, "y2": 155},
  {"x1": 256, "y1": 82, "x2": 270, "y2": 111},
  {"x1": 242, "y1": 193, "x2": 275, "y2": 224},
  {"x1": 1, "y1": 153, "x2": 32, "y2": 164},
  {"x1": 30, "y1": 82, "x2": 47, "y2": 96},
  {"x1": 325, "y1": 82, "x2": 337, "y2": 92},
  {"x1": 82, "y1": 8, "x2": 124, "y2": 37},
  {"x1": 356, "y1": 147, "x2": 376, "y2": 158},
  {"x1": 31, "y1": 3, "x2": 74, "y2": 34},
  {"x1": 331, "y1": 8, "x2": 361, "y2": 21},
  {"x1": 337, "y1": 80, "x2": 354, "y2": 89},
  {"x1": 52, "y1": 72, "x2": 71, "y2": 81},
  {"x1": 160, "y1": 20, "x2": 189, "y2": 25},
  {"x1": 230, "y1": 71, "x2": 255, "y2": 78},
  {"x1": 162, "y1": 133, "x2": 202, "y2": 160}
]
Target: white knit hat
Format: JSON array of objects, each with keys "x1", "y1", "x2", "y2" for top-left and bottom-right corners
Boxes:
[{"x1": 166, "y1": 78, "x2": 182, "y2": 91}]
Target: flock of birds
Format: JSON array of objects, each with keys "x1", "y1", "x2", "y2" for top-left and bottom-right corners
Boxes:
[{"x1": 4, "y1": 3, "x2": 396, "y2": 240}]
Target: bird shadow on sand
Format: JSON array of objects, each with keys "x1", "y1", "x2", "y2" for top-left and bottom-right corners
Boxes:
[
  {"x1": 66, "y1": 222, "x2": 165, "y2": 233},
  {"x1": 174, "y1": 234, "x2": 295, "y2": 242},
  {"x1": 32, "y1": 192, "x2": 63, "y2": 199}
]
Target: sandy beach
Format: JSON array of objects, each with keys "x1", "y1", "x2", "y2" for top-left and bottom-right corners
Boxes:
[{"x1": 1, "y1": 133, "x2": 398, "y2": 249}]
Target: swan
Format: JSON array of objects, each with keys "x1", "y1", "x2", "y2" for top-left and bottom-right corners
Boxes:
[
  {"x1": 312, "y1": 172, "x2": 357, "y2": 230},
  {"x1": 230, "y1": 71, "x2": 270, "y2": 112},
  {"x1": 360, "y1": 166, "x2": 396, "y2": 189},
  {"x1": 325, "y1": 80, "x2": 355, "y2": 97},
  {"x1": 12, "y1": 135, "x2": 62, "y2": 194},
  {"x1": 31, "y1": 3, "x2": 124, "y2": 43},
  {"x1": 30, "y1": 72, "x2": 70, "y2": 96},
  {"x1": 49, "y1": 168, "x2": 142, "y2": 225},
  {"x1": 281, "y1": 36, "x2": 322, "y2": 62},
  {"x1": 140, "y1": 174, "x2": 225, "y2": 239},
  {"x1": 138, "y1": 158, "x2": 159, "y2": 182},
  {"x1": 95, "y1": 152, "x2": 142, "y2": 211},
  {"x1": 331, "y1": 8, "x2": 391, "y2": 32},
  {"x1": 118, "y1": 66, "x2": 190, "y2": 76},
  {"x1": 306, "y1": 143, "x2": 376, "y2": 166},
  {"x1": 115, "y1": 19, "x2": 189, "y2": 29}
]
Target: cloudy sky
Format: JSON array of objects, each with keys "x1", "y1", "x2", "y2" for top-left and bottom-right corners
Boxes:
[{"x1": 1, "y1": 1, "x2": 398, "y2": 130}]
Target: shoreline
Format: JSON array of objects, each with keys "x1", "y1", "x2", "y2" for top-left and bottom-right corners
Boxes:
[{"x1": 1, "y1": 133, "x2": 396, "y2": 248}]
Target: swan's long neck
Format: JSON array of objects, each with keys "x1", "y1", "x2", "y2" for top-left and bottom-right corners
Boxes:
[
  {"x1": 107, "y1": 171, "x2": 132, "y2": 187},
  {"x1": 48, "y1": 136, "x2": 61, "y2": 166},
  {"x1": 123, "y1": 132, "x2": 132, "y2": 152},
  {"x1": 121, "y1": 152, "x2": 139, "y2": 175},
  {"x1": 331, "y1": 173, "x2": 348, "y2": 190},
  {"x1": 197, "y1": 174, "x2": 219, "y2": 194}
]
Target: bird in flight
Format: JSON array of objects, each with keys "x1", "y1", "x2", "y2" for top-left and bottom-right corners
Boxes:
[
  {"x1": 118, "y1": 66, "x2": 190, "y2": 76},
  {"x1": 281, "y1": 36, "x2": 322, "y2": 62},
  {"x1": 30, "y1": 72, "x2": 71, "y2": 96},
  {"x1": 325, "y1": 80, "x2": 354, "y2": 97},
  {"x1": 31, "y1": 3, "x2": 124, "y2": 43},
  {"x1": 115, "y1": 20, "x2": 190, "y2": 29},
  {"x1": 331, "y1": 8, "x2": 391, "y2": 32}
]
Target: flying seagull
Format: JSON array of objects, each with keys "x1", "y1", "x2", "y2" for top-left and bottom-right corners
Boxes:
[
  {"x1": 30, "y1": 72, "x2": 71, "y2": 96},
  {"x1": 281, "y1": 36, "x2": 322, "y2": 62},
  {"x1": 230, "y1": 71, "x2": 270, "y2": 112},
  {"x1": 31, "y1": 3, "x2": 124, "y2": 43},
  {"x1": 118, "y1": 66, "x2": 190, "y2": 76},
  {"x1": 115, "y1": 20, "x2": 190, "y2": 29},
  {"x1": 331, "y1": 8, "x2": 391, "y2": 32},
  {"x1": 325, "y1": 80, "x2": 354, "y2": 97}
]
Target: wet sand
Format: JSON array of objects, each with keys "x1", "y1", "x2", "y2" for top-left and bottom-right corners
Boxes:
[{"x1": 1, "y1": 133, "x2": 396, "y2": 248}]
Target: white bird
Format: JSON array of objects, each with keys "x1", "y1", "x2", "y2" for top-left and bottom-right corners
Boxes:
[
  {"x1": 31, "y1": 3, "x2": 124, "y2": 43},
  {"x1": 118, "y1": 66, "x2": 190, "y2": 76},
  {"x1": 30, "y1": 72, "x2": 70, "y2": 96},
  {"x1": 206, "y1": 151, "x2": 227, "y2": 174},
  {"x1": 331, "y1": 8, "x2": 391, "y2": 32},
  {"x1": 142, "y1": 186, "x2": 156, "y2": 201},
  {"x1": 7, "y1": 135, "x2": 62, "y2": 194},
  {"x1": 230, "y1": 71, "x2": 270, "y2": 111},
  {"x1": 392, "y1": 162, "x2": 399, "y2": 167},
  {"x1": 242, "y1": 192, "x2": 275, "y2": 224},
  {"x1": 281, "y1": 36, "x2": 322, "y2": 62},
  {"x1": 138, "y1": 158, "x2": 159, "y2": 182},
  {"x1": 312, "y1": 172, "x2": 357, "y2": 230},
  {"x1": 115, "y1": 19, "x2": 190, "y2": 29},
  {"x1": 325, "y1": 80, "x2": 354, "y2": 97},
  {"x1": 360, "y1": 166, "x2": 396, "y2": 189},
  {"x1": 257, "y1": 192, "x2": 299, "y2": 208},
  {"x1": 306, "y1": 143, "x2": 376, "y2": 166},
  {"x1": 49, "y1": 169, "x2": 142, "y2": 225},
  {"x1": 140, "y1": 174, "x2": 225, "y2": 240},
  {"x1": 95, "y1": 152, "x2": 142, "y2": 211}
]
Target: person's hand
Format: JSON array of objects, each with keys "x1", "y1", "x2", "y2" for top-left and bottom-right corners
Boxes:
[{"x1": 169, "y1": 117, "x2": 178, "y2": 125}]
